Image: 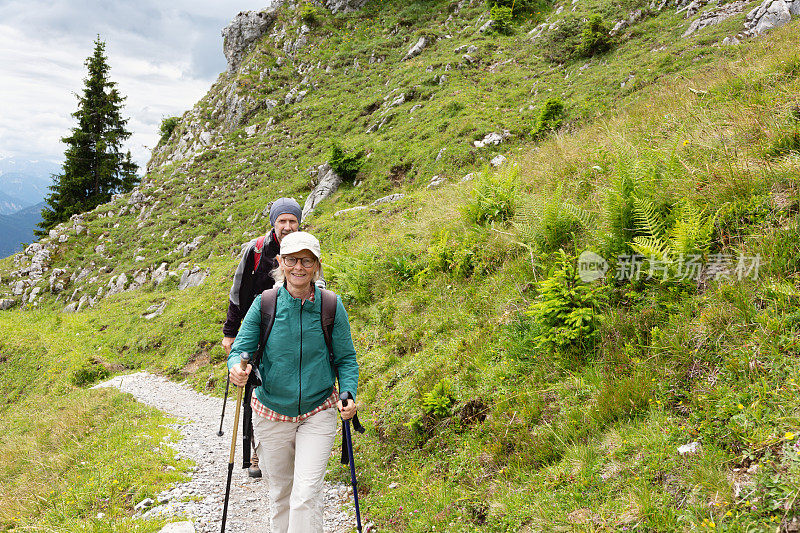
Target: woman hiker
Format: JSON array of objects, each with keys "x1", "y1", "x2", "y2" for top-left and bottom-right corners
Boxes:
[{"x1": 227, "y1": 231, "x2": 359, "y2": 532}]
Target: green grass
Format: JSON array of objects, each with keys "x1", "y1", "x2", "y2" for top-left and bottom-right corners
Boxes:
[{"x1": 2, "y1": 0, "x2": 800, "y2": 530}]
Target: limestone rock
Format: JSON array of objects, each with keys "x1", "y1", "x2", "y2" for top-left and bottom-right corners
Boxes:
[
  {"x1": 144, "y1": 301, "x2": 167, "y2": 320},
  {"x1": 107, "y1": 273, "x2": 128, "y2": 297},
  {"x1": 403, "y1": 36, "x2": 429, "y2": 61},
  {"x1": 325, "y1": 0, "x2": 368, "y2": 13},
  {"x1": 490, "y1": 154, "x2": 508, "y2": 167},
  {"x1": 427, "y1": 175, "x2": 447, "y2": 189},
  {"x1": 474, "y1": 130, "x2": 510, "y2": 148},
  {"x1": 222, "y1": 10, "x2": 277, "y2": 73},
  {"x1": 372, "y1": 194, "x2": 404, "y2": 206},
  {"x1": 179, "y1": 267, "x2": 209, "y2": 290},
  {"x1": 303, "y1": 164, "x2": 343, "y2": 219},
  {"x1": 683, "y1": 0, "x2": 748, "y2": 37},
  {"x1": 744, "y1": 0, "x2": 800, "y2": 35},
  {"x1": 0, "y1": 299, "x2": 15, "y2": 310},
  {"x1": 152, "y1": 263, "x2": 169, "y2": 286},
  {"x1": 678, "y1": 441, "x2": 702, "y2": 455}
]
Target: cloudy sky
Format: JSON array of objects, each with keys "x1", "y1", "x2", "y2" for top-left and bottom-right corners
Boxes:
[{"x1": 0, "y1": 0, "x2": 273, "y2": 171}]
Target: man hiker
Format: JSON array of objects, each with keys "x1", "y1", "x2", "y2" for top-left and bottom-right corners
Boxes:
[{"x1": 222, "y1": 197, "x2": 324, "y2": 477}]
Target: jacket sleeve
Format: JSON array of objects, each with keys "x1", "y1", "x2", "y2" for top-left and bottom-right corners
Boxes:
[
  {"x1": 330, "y1": 296, "x2": 359, "y2": 399},
  {"x1": 223, "y1": 241, "x2": 254, "y2": 336},
  {"x1": 228, "y1": 295, "x2": 262, "y2": 370}
]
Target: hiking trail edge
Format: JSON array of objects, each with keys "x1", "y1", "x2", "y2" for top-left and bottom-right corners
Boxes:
[{"x1": 95, "y1": 372, "x2": 359, "y2": 533}]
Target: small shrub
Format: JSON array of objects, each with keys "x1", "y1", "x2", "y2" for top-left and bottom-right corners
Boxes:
[
  {"x1": 71, "y1": 359, "x2": 110, "y2": 387},
  {"x1": 463, "y1": 168, "x2": 519, "y2": 226},
  {"x1": 298, "y1": 2, "x2": 320, "y2": 23},
  {"x1": 159, "y1": 117, "x2": 179, "y2": 144},
  {"x1": 422, "y1": 379, "x2": 456, "y2": 418},
  {"x1": 489, "y1": 5, "x2": 514, "y2": 35},
  {"x1": 487, "y1": 0, "x2": 547, "y2": 17},
  {"x1": 527, "y1": 251, "x2": 606, "y2": 364},
  {"x1": 386, "y1": 253, "x2": 424, "y2": 281},
  {"x1": 577, "y1": 15, "x2": 613, "y2": 58},
  {"x1": 423, "y1": 232, "x2": 478, "y2": 279},
  {"x1": 407, "y1": 379, "x2": 456, "y2": 442},
  {"x1": 540, "y1": 14, "x2": 584, "y2": 63},
  {"x1": 326, "y1": 254, "x2": 375, "y2": 305},
  {"x1": 533, "y1": 98, "x2": 565, "y2": 137},
  {"x1": 329, "y1": 142, "x2": 365, "y2": 182}
]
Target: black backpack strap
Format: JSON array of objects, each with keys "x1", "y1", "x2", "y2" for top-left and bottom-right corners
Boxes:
[
  {"x1": 319, "y1": 289, "x2": 337, "y2": 364},
  {"x1": 257, "y1": 287, "x2": 281, "y2": 366}
]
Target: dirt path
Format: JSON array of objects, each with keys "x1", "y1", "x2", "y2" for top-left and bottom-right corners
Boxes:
[{"x1": 95, "y1": 372, "x2": 356, "y2": 532}]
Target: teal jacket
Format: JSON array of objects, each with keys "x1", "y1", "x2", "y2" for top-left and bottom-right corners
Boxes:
[{"x1": 228, "y1": 285, "x2": 359, "y2": 417}]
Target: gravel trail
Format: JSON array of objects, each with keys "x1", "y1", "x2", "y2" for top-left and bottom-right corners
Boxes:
[{"x1": 95, "y1": 372, "x2": 357, "y2": 532}]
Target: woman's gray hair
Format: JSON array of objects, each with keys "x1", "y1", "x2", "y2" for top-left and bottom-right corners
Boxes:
[{"x1": 271, "y1": 257, "x2": 322, "y2": 286}]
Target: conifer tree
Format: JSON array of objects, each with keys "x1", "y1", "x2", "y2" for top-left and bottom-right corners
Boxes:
[{"x1": 37, "y1": 37, "x2": 138, "y2": 235}]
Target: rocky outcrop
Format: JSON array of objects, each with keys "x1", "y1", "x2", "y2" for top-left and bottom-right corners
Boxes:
[
  {"x1": 744, "y1": 0, "x2": 800, "y2": 35},
  {"x1": 325, "y1": 0, "x2": 368, "y2": 13},
  {"x1": 179, "y1": 267, "x2": 209, "y2": 291},
  {"x1": 682, "y1": 0, "x2": 748, "y2": 37},
  {"x1": 222, "y1": 10, "x2": 278, "y2": 73},
  {"x1": 403, "y1": 37, "x2": 429, "y2": 61},
  {"x1": 302, "y1": 164, "x2": 343, "y2": 219}
]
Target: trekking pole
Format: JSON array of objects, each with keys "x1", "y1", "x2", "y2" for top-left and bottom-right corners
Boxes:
[
  {"x1": 339, "y1": 391, "x2": 363, "y2": 533},
  {"x1": 217, "y1": 373, "x2": 231, "y2": 437},
  {"x1": 221, "y1": 352, "x2": 249, "y2": 533}
]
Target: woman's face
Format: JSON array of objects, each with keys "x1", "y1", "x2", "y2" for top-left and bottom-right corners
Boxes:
[{"x1": 280, "y1": 249, "x2": 319, "y2": 293}]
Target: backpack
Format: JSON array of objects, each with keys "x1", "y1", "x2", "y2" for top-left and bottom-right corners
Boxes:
[{"x1": 251, "y1": 234, "x2": 267, "y2": 274}]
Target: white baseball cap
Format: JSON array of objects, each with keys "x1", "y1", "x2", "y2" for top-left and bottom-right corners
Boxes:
[{"x1": 279, "y1": 231, "x2": 321, "y2": 258}]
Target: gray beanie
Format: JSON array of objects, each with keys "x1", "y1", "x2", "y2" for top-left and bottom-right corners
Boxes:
[{"x1": 269, "y1": 197, "x2": 302, "y2": 226}]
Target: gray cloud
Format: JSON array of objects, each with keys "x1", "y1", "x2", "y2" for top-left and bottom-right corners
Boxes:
[{"x1": 0, "y1": 1, "x2": 270, "y2": 169}]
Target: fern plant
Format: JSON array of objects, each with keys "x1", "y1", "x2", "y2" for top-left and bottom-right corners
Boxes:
[{"x1": 629, "y1": 199, "x2": 715, "y2": 275}]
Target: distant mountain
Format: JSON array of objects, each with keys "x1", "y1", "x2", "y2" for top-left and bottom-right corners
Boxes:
[
  {"x1": 0, "y1": 201, "x2": 44, "y2": 258},
  {"x1": 0, "y1": 158, "x2": 59, "y2": 215},
  {"x1": 0, "y1": 190, "x2": 26, "y2": 215}
]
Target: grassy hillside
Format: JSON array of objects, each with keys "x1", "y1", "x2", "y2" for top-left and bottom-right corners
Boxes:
[{"x1": 1, "y1": 0, "x2": 799, "y2": 530}]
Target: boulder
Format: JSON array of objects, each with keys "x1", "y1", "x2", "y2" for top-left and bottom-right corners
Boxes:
[
  {"x1": 372, "y1": 194, "x2": 404, "y2": 206},
  {"x1": 474, "y1": 130, "x2": 510, "y2": 148},
  {"x1": 744, "y1": 0, "x2": 799, "y2": 35},
  {"x1": 490, "y1": 154, "x2": 508, "y2": 167},
  {"x1": 325, "y1": 0, "x2": 368, "y2": 13},
  {"x1": 144, "y1": 301, "x2": 167, "y2": 320},
  {"x1": 303, "y1": 164, "x2": 343, "y2": 219},
  {"x1": 0, "y1": 299, "x2": 15, "y2": 310},
  {"x1": 427, "y1": 175, "x2": 447, "y2": 189},
  {"x1": 222, "y1": 10, "x2": 278, "y2": 72},
  {"x1": 683, "y1": 0, "x2": 748, "y2": 37},
  {"x1": 179, "y1": 267, "x2": 209, "y2": 290},
  {"x1": 152, "y1": 263, "x2": 169, "y2": 285},
  {"x1": 402, "y1": 36, "x2": 429, "y2": 61}
]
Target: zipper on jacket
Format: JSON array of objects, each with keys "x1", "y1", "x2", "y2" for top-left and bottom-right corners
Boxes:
[{"x1": 298, "y1": 300, "x2": 303, "y2": 415}]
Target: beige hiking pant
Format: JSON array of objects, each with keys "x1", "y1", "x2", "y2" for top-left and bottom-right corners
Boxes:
[{"x1": 252, "y1": 407, "x2": 338, "y2": 533}]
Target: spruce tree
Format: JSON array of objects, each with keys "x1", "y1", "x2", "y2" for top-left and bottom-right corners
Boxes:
[{"x1": 37, "y1": 37, "x2": 138, "y2": 235}]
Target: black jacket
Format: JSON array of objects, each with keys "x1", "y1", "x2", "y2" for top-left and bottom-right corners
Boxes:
[{"x1": 223, "y1": 231, "x2": 280, "y2": 337}]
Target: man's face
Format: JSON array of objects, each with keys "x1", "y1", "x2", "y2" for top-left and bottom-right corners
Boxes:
[{"x1": 274, "y1": 213, "x2": 299, "y2": 242}]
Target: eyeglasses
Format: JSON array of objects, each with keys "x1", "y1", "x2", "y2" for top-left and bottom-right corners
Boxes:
[{"x1": 283, "y1": 256, "x2": 316, "y2": 268}]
